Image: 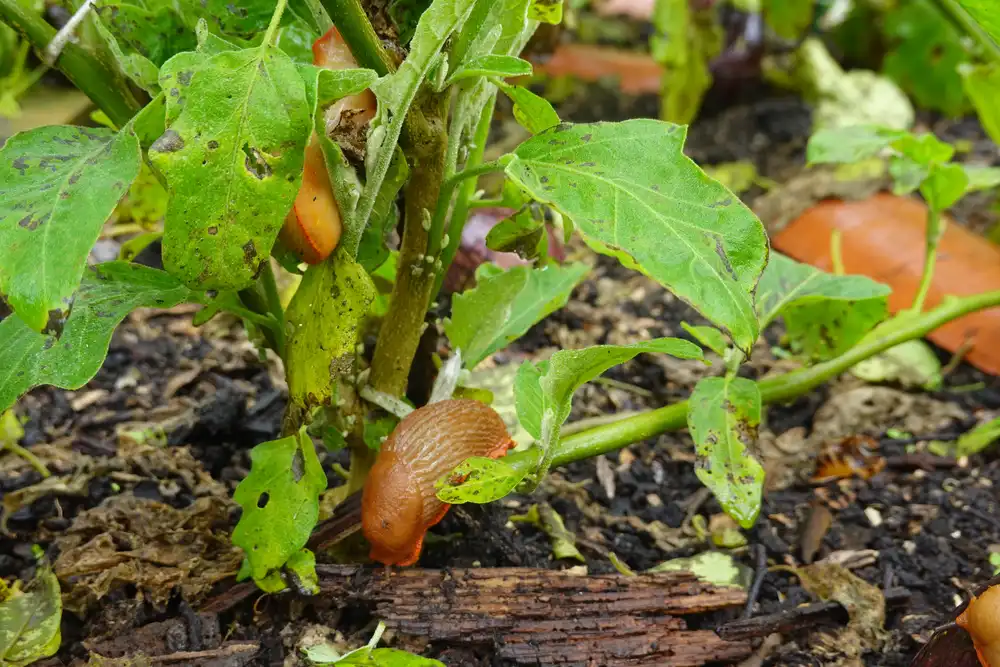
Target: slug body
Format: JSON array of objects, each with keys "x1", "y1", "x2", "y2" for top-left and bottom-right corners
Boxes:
[
  {"x1": 958, "y1": 584, "x2": 1000, "y2": 667},
  {"x1": 361, "y1": 399, "x2": 515, "y2": 566},
  {"x1": 279, "y1": 27, "x2": 376, "y2": 264}
]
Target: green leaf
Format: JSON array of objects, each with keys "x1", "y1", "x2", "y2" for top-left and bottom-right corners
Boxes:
[
  {"x1": 0, "y1": 566, "x2": 61, "y2": 666},
  {"x1": 681, "y1": 322, "x2": 728, "y2": 357},
  {"x1": 360, "y1": 147, "x2": 409, "y2": 272},
  {"x1": 958, "y1": 0, "x2": 1000, "y2": 50},
  {"x1": 756, "y1": 253, "x2": 891, "y2": 361},
  {"x1": 0, "y1": 125, "x2": 141, "y2": 333},
  {"x1": 504, "y1": 120, "x2": 768, "y2": 352},
  {"x1": 497, "y1": 82, "x2": 560, "y2": 134},
  {"x1": 851, "y1": 339, "x2": 942, "y2": 390},
  {"x1": 964, "y1": 165, "x2": 1000, "y2": 191},
  {"x1": 527, "y1": 0, "x2": 562, "y2": 24},
  {"x1": 285, "y1": 250, "x2": 377, "y2": 418},
  {"x1": 957, "y1": 416, "x2": 1000, "y2": 456},
  {"x1": 888, "y1": 156, "x2": 926, "y2": 195},
  {"x1": 0, "y1": 262, "x2": 214, "y2": 413},
  {"x1": 485, "y1": 205, "x2": 548, "y2": 261},
  {"x1": 277, "y1": 17, "x2": 319, "y2": 63},
  {"x1": 95, "y1": 2, "x2": 197, "y2": 67},
  {"x1": 449, "y1": 0, "x2": 533, "y2": 70},
  {"x1": 921, "y1": 162, "x2": 969, "y2": 211},
  {"x1": 232, "y1": 429, "x2": 327, "y2": 581},
  {"x1": 435, "y1": 456, "x2": 529, "y2": 504},
  {"x1": 891, "y1": 132, "x2": 954, "y2": 165},
  {"x1": 336, "y1": 649, "x2": 445, "y2": 666},
  {"x1": 653, "y1": 0, "x2": 722, "y2": 125},
  {"x1": 445, "y1": 262, "x2": 590, "y2": 367},
  {"x1": 687, "y1": 375, "x2": 763, "y2": 529},
  {"x1": 175, "y1": 0, "x2": 275, "y2": 39},
  {"x1": 883, "y1": 0, "x2": 971, "y2": 117},
  {"x1": 285, "y1": 548, "x2": 319, "y2": 595},
  {"x1": 516, "y1": 339, "x2": 704, "y2": 456},
  {"x1": 389, "y1": 0, "x2": 434, "y2": 45},
  {"x1": 150, "y1": 44, "x2": 311, "y2": 290},
  {"x1": 806, "y1": 125, "x2": 907, "y2": 165},
  {"x1": 510, "y1": 503, "x2": 583, "y2": 561},
  {"x1": 763, "y1": 0, "x2": 813, "y2": 40},
  {"x1": 91, "y1": 10, "x2": 162, "y2": 94},
  {"x1": 649, "y1": 551, "x2": 748, "y2": 587},
  {"x1": 446, "y1": 54, "x2": 532, "y2": 85},
  {"x1": 370, "y1": 0, "x2": 479, "y2": 114}
]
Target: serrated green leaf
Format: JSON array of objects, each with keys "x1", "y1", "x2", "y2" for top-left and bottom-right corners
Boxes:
[
  {"x1": 446, "y1": 54, "x2": 532, "y2": 85},
  {"x1": 150, "y1": 44, "x2": 311, "y2": 290},
  {"x1": 0, "y1": 262, "x2": 214, "y2": 413},
  {"x1": 434, "y1": 456, "x2": 528, "y2": 503},
  {"x1": 498, "y1": 82, "x2": 560, "y2": 134},
  {"x1": 232, "y1": 430, "x2": 327, "y2": 581},
  {"x1": 445, "y1": 262, "x2": 590, "y2": 367},
  {"x1": 756, "y1": 253, "x2": 890, "y2": 361},
  {"x1": 806, "y1": 125, "x2": 907, "y2": 165},
  {"x1": 0, "y1": 125, "x2": 141, "y2": 333},
  {"x1": 763, "y1": 0, "x2": 813, "y2": 40},
  {"x1": 921, "y1": 162, "x2": 969, "y2": 211},
  {"x1": 0, "y1": 566, "x2": 61, "y2": 667},
  {"x1": 687, "y1": 375, "x2": 762, "y2": 528},
  {"x1": 528, "y1": 0, "x2": 562, "y2": 24},
  {"x1": 505, "y1": 120, "x2": 767, "y2": 352},
  {"x1": 681, "y1": 322, "x2": 728, "y2": 357},
  {"x1": 883, "y1": 0, "x2": 971, "y2": 117}
]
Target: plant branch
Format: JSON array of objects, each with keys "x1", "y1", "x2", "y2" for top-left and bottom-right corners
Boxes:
[
  {"x1": 0, "y1": 0, "x2": 142, "y2": 127},
  {"x1": 319, "y1": 0, "x2": 394, "y2": 76},
  {"x1": 511, "y1": 288, "x2": 1000, "y2": 469},
  {"x1": 263, "y1": 0, "x2": 291, "y2": 45},
  {"x1": 912, "y1": 207, "x2": 942, "y2": 312},
  {"x1": 426, "y1": 158, "x2": 507, "y2": 256}
]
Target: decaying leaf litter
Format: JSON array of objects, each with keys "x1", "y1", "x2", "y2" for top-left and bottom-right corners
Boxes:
[{"x1": 4, "y1": 9, "x2": 1000, "y2": 667}]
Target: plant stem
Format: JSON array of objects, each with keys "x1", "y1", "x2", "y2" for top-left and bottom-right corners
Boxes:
[
  {"x1": 469, "y1": 198, "x2": 504, "y2": 208},
  {"x1": 319, "y1": 0, "x2": 394, "y2": 75},
  {"x1": 0, "y1": 0, "x2": 141, "y2": 127},
  {"x1": 525, "y1": 288, "x2": 1000, "y2": 468},
  {"x1": 2, "y1": 442, "x2": 50, "y2": 478},
  {"x1": 263, "y1": 0, "x2": 290, "y2": 45},
  {"x1": 912, "y1": 207, "x2": 941, "y2": 312},
  {"x1": 260, "y1": 261, "x2": 286, "y2": 357},
  {"x1": 936, "y1": 0, "x2": 1000, "y2": 64},
  {"x1": 426, "y1": 159, "x2": 507, "y2": 256},
  {"x1": 221, "y1": 303, "x2": 278, "y2": 330}
]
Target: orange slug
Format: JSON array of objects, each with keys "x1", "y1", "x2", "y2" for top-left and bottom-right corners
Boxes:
[
  {"x1": 958, "y1": 584, "x2": 1000, "y2": 667},
  {"x1": 361, "y1": 399, "x2": 515, "y2": 566},
  {"x1": 279, "y1": 27, "x2": 377, "y2": 264}
]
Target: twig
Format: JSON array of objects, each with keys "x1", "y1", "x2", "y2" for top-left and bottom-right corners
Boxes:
[{"x1": 742, "y1": 544, "x2": 768, "y2": 619}]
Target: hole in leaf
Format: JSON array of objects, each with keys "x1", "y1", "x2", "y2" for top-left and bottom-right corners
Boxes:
[
  {"x1": 242, "y1": 143, "x2": 272, "y2": 180},
  {"x1": 257, "y1": 492, "x2": 270, "y2": 508}
]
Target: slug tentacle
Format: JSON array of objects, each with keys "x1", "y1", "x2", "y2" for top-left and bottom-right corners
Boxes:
[{"x1": 361, "y1": 399, "x2": 515, "y2": 566}]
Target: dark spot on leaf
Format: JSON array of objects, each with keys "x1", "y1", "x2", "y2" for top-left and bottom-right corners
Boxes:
[
  {"x1": 151, "y1": 129, "x2": 184, "y2": 153},
  {"x1": 12, "y1": 156, "x2": 28, "y2": 175},
  {"x1": 292, "y1": 447, "x2": 305, "y2": 482},
  {"x1": 243, "y1": 240, "x2": 258, "y2": 266},
  {"x1": 206, "y1": 289, "x2": 218, "y2": 299},
  {"x1": 69, "y1": 171, "x2": 82, "y2": 185},
  {"x1": 43, "y1": 337, "x2": 55, "y2": 350},
  {"x1": 207, "y1": 225, "x2": 218, "y2": 235},
  {"x1": 581, "y1": 133, "x2": 592, "y2": 142},
  {"x1": 18, "y1": 212, "x2": 49, "y2": 231},
  {"x1": 207, "y1": 140, "x2": 219, "y2": 150},
  {"x1": 242, "y1": 143, "x2": 272, "y2": 179},
  {"x1": 580, "y1": 161, "x2": 596, "y2": 167},
  {"x1": 709, "y1": 197, "x2": 733, "y2": 209},
  {"x1": 714, "y1": 237, "x2": 738, "y2": 280},
  {"x1": 177, "y1": 70, "x2": 193, "y2": 86},
  {"x1": 170, "y1": 88, "x2": 179, "y2": 97},
  {"x1": 257, "y1": 492, "x2": 269, "y2": 508},
  {"x1": 60, "y1": 191, "x2": 70, "y2": 200},
  {"x1": 43, "y1": 307, "x2": 68, "y2": 336},
  {"x1": 540, "y1": 176, "x2": 549, "y2": 184}
]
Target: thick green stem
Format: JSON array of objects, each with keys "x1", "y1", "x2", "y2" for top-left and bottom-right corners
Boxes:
[
  {"x1": 319, "y1": 0, "x2": 394, "y2": 76},
  {"x1": 518, "y1": 288, "x2": 1000, "y2": 468},
  {"x1": 912, "y1": 207, "x2": 942, "y2": 312},
  {"x1": 260, "y1": 262, "x2": 286, "y2": 358},
  {"x1": 0, "y1": 0, "x2": 141, "y2": 127},
  {"x1": 369, "y1": 100, "x2": 449, "y2": 396}
]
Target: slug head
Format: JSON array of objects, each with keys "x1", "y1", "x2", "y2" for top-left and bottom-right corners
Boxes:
[{"x1": 361, "y1": 451, "x2": 425, "y2": 566}]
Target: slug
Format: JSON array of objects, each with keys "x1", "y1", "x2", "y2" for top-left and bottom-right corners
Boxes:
[
  {"x1": 958, "y1": 584, "x2": 1000, "y2": 667},
  {"x1": 279, "y1": 27, "x2": 377, "y2": 264},
  {"x1": 361, "y1": 399, "x2": 515, "y2": 566}
]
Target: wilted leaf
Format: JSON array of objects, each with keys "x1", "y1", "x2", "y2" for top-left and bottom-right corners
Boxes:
[
  {"x1": 435, "y1": 455, "x2": 529, "y2": 504},
  {"x1": 0, "y1": 125, "x2": 141, "y2": 333},
  {"x1": 232, "y1": 430, "x2": 327, "y2": 581},
  {"x1": 446, "y1": 54, "x2": 532, "y2": 85},
  {"x1": 505, "y1": 120, "x2": 767, "y2": 352},
  {"x1": 0, "y1": 262, "x2": 217, "y2": 413},
  {"x1": 791, "y1": 562, "x2": 887, "y2": 653},
  {"x1": 150, "y1": 44, "x2": 311, "y2": 289},
  {"x1": 445, "y1": 262, "x2": 589, "y2": 368},
  {"x1": 687, "y1": 376, "x2": 763, "y2": 528},
  {"x1": 511, "y1": 503, "x2": 583, "y2": 561},
  {"x1": 756, "y1": 253, "x2": 890, "y2": 361},
  {"x1": 0, "y1": 566, "x2": 61, "y2": 666}
]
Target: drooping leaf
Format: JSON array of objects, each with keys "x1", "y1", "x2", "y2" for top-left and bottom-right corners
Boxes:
[
  {"x1": 806, "y1": 125, "x2": 907, "y2": 165},
  {"x1": 687, "y1": 375, "x2": 763, "y2": 528},
  {"x1": 504, "y1": 120, "x2": 768, "y2": 352},
  {"x1": 0, "y1": 262, "x2": 217, "y2": 413},
  {"x1": 756, "y1": 253, "x2": 891, "y2": 361},
  {"x1": 284, "y1": 250, "x2": 377, "y2": 419},
  {"x1": 150, "y1": 44, "x2": 311, "y2": 290},
  {"x1": 511, "y1": 503, "x2": 584, "y2": 561},
  {"x1": 516, "y1": 339, "x2": 704, "y2": 456},
  {"x1": 0, "y1": 566, "x2": 61, "y2": 667},
  {"x1": 0, "y1": 125, "x2": 141, "y2": 333},
  {"x1": 232, "y1": 429, "x2": 327, "y2": 581},
  {"x1": 883, "y1": 0, "x2": 971, "y2": 117},
  {"x1": 763, "y1": 0, "x2": 813, "y2": 40},
  {"x1": 498, "y1": 82, "x2": 560, "y2": 134},
  {"x1": 527, "y1": 0, "x2": 562, "y2": 24},
  {"x1": 446, "y1": 54, "x2": 532, "y2": 86},
  {"x1": 434, "y1": 455, "x2": 528, "y2": 503},
  {"x1": 445, "y1": 262, "x2": 590, "y2": 368},
  {"x1": 91, "y1": 9, "x2": 162, "y2": 93}
]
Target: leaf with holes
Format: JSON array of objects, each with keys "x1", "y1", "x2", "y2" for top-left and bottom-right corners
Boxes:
[
  {"x1": 504, "y1": 120, "x2": 768, "y2": 352},
  {"x1": 0, "y1": 262, "x2": 221, "y2": 413},
  {"x1": 232, "y1": 429, "x2": 327, "y2": 581},
  {"x1": 0, "y1": 565, "x2": 61, "y2": 667},
  {"x1": 687, "y1": 375, "x2": 763, "y2": 528},
  {"x1": 0, "y1": 126, "x2": 141, "y2": 334},
  {"x1": 445, "y1": 262, "x2": 589, "y2": 368},
  {"x1": 756, "y1": 253, "x2": 890, "y2": 361},
  {"x1": 435, "y1": 455, "x2": 529, "y2": 504},
  {"x1": 150, "y1": 44, "x2": 311, "y2": 290}
]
